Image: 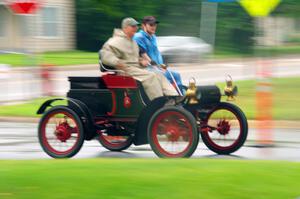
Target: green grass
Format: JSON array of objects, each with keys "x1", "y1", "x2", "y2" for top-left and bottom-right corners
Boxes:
[
  {"x1": 2, "y1": 46, "x2": 300, "y2": 67},
  {"x1": 0, "y1": 159, "x2": 299, "y2": 199},
  {"x1": 214, "y1": 46, "x2": 300, "y2": 59},
  {"x1": 0, "y1": 53, "x2": 37, "y2": 67},
  {"x1": 218, "y1": 77, "x2": 300, "y2": 120},
  {"x1": 256, "y1": 45, "x2": 300, "y2": 56},
  {"x1": 213, "y1": 49, "x2": 252, "y2": 59},
  {"x1": 41, "y1": 51, "x2": 98, "y2": 66},
  {"x1": 0, "y1": 97, "x2": 66, "y2": 117},
  {"x1": 0, "y1": 51, "x2": 98, "y2": 67},
  {"x1": 217, "y1": 77, "x2": 300, "y2": 120},
  {"x1": 0, "y1": 77, "x2": 299, "y2": 120}
]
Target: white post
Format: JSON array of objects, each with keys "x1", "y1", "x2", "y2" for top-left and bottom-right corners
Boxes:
[{"x1": 200, "y1": 2, "x2": 218, "y2": 50}]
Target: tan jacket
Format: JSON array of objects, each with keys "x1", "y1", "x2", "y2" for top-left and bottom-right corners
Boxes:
[
  {"x1": 99, "y1": 29, "x2": 178, "y2": 100},
  {"x1": 100, "y1": 29, "x2": 141, "y2": 69}
]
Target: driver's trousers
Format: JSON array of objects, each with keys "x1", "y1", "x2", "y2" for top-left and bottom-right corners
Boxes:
[{"x1": 122, "y1": 65, "x2": 178, "y2": 100}]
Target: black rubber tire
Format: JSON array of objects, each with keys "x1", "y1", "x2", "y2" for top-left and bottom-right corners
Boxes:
[
  {"x1": 200, "y1": 102, "x2": 248, "y2": 155},
  {"x1": 147, "y1": 106, "x2": 199, "y2": 158},
  {"x1": 38, "y1": 106, "x2": 85, "y2": 158},
  {"x1": 98, "y1": 133, "x2": 133, "y2": 151}
]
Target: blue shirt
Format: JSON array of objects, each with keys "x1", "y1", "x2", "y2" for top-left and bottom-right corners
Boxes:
[{"x1": 133, "y1": 30, "x2": 164, "y2": 65}]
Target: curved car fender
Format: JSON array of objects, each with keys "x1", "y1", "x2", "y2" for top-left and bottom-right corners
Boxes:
[
  {"x1": 36, "y1": 98, "x2": 96, "y2": 140},
  {"x1": 36, "y1": 98, "x2": 65, "y2": 115},
  {"x1": 133, "y1": 96, "x2": 169, "y2": 145}
]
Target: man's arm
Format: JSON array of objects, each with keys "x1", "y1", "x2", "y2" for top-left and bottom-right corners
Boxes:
[
  {"x1": 133, "y1": 35, "x2": 151, "y2": 67},
  {"x1": 134, "y1": 33, "x2": 164, "y2": 65},
  {"x1": 141, "y1": 53, "x2": 151, "y2": 62},
  {"x1": 141, "y1": 52, "x2": 167, "y2": 69},
  {"x1": 133, "y1": 34, "x2": 148, "y2": 55},
  {"x1": 134, "y1": 36, "x2": 153, "y2": 65},
  {"x1": 100, "y1": 42, "x2": 126, "y2": 70}
]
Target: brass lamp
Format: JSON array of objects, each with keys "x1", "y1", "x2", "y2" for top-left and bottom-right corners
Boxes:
[
  {"x1": 186, "y1": 78, "x2": 198, "y2": 104},
  {"x1": 224, "y1": 75, "x2": 238, "y2": 101}
]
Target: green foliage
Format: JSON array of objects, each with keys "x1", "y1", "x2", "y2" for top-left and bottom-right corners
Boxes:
[
  {"x1": 75, "y1": 0, "x2": 162, "y2": 51},
  {"x1": 216, "y1": 2, "x2": 255, "y2": 53},
  {"x1": 273, "y1": 0, "x2": 300, "y2": 17},
  {"x1": 74, "y1": 0, "x2": 300, "y2": 53},
  {"x1": 75, "y1": 0, "x2": 255, "y2": 53}
]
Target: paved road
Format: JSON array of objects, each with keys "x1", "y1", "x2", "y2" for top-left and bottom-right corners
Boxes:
[
  {"x1": 1, "y1": 56, "x2": 300, "y2": 102},
  {"x1": 1, "y1": 122, "x2": 300, "y2": 161}
]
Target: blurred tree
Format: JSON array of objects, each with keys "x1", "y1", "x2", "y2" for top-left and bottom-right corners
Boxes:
[
  {"x1": 216, "y1": 2, "x2": 255, "y2": 53},
  {"x1": 76, "y1": 0, "x2": 161, "y2": 51},
  {"x1": 273, "y1": 0, "x2": 300, "y2": 17},
  {"x1": 78, "y1": 0, "x2": 298, "y2": 53}
]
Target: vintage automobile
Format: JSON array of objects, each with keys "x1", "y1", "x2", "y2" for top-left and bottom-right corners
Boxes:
[{"x1": 37, "y1": 61, "x2": 248, "y2": 158}]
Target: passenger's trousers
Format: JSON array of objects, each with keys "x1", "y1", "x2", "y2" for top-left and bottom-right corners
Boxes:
[{"x1": 122, "y1": 66, "x2": 178, "y2": 100}]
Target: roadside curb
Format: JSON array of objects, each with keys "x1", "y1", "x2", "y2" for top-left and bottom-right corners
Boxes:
[
  {"x1": 0, "y1": 117, "x2": 40, "y2": 123},
  {"x1": 247, "y1": 120, "x2": 300, "y2": 129}
]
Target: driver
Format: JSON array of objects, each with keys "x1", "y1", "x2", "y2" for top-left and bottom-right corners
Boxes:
[
  {"x1": 133, "y1": 16, "x2": 185, "y2": 94},
  {"x1": 99, "y1": 17, "x2": 178, "y2": 100}
]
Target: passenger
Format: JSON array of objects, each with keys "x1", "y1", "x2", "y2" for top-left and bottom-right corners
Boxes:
[
  {"x1": 133, "y1": 16, "x2": 185, "y2": 94},
  {"x1": 100, "y1": 17, "x2": 178, "y2": 100}
]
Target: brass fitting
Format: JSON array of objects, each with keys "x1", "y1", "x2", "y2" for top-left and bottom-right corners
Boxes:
[
  {"x1": 186, "y1": 78, "x2": 198, "y2": 104},
  {"x1": 224, "y1": 75, "x2": 237, "y2": 101}
]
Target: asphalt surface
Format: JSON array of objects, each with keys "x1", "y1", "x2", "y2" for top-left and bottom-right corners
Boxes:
[{"x1": 1, "y1": 122, "x2": 300, "y2": 161}]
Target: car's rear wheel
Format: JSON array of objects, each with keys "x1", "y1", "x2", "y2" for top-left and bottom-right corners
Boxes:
[
  {"x1": 148, "y1": 106, "x2": 199, "y2": 158},
  {"x1": 98, "y1": 132, "x2": 133, "y2": 151}
]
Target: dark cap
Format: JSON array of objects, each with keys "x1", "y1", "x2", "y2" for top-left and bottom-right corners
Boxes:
[{"x1": 142, "y1": 16, "x2": 160, "y2": 25}]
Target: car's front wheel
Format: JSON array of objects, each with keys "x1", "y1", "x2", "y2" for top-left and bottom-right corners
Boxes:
[{"x1": 200, "y1": 102, "x2": 248, "y2": 155}]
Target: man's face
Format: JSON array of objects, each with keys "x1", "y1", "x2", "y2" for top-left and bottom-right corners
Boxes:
[
  {"x1": 124, "y1": 25, "x2": 138, "y2": 38},
  {"x1": 144, "y1": 23, "x2": 157, "y2": 35}
]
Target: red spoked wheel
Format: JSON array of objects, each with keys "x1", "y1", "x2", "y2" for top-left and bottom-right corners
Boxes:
[
  {"x1": 200, "y1": 102, "x2": 248, "y2": 155},
  {"x1": 148, "y1": 106, "x2": 199, "y2": 158},
  {"x1": 98, "y1": 132, "x2": 133, "y2": 151},
  {"x1": 38, "y1": 106, "x2": 84, "y2": 158}
]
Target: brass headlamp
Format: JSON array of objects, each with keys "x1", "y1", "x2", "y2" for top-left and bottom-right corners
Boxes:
[
  {"x1": 224, "y1": 75, "x2": 238, "y2": 101},
  {"x1": 186, "y1": 78, "x2": 198, "y2": 104}
]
